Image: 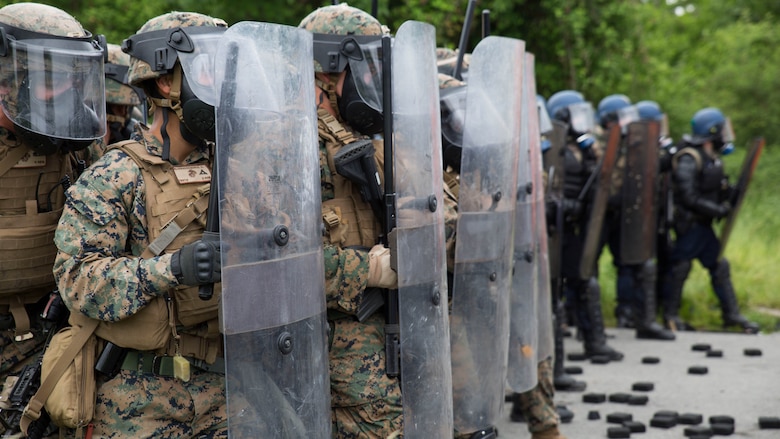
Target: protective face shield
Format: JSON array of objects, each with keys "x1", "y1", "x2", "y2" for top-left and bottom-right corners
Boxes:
[
  {"x1": 567, "y1": 102, "x2": 595, "y2": 149},
  {"x1": 715, "y1": 117, "x2": 735, "y2": 155},
  {"x1": 335, "y1": 37, "x2": 384, "y2": 135},
  {"x1": 439, "y1": 84, "x2": 467, "y2": 170},
  {"x1": 0, "y1": 27, "x2": 106, "y2": 154},
  {"x1": 123, "y1": 26, "x2": 225, "y2": 143},
  {"x1": 537, "y1": 98, "x2": 553, "y2": 153},
  {"x1": 616, "y1": 105, "x2": 640, "y2": 134}
]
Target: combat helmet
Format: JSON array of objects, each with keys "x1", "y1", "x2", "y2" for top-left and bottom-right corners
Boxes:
[
  {"x1": 0, "y1": 3, "x2": 106, "y2": 154},
  {"x1": 299, "y1": 4, "x2": 387, "y2": 134},
  {"x1": 105, "y1": 43, "x2": 142, "y2": 107},
  {"x1": 547, "y1": 90, "x2": 595, "y2": 149},
  {"x1": 686, "y1": 107, "x2": 734, "y2": 154},
  {"x1": 597, "y1": 94, "x2": 631, "y2": 129},
  {"x1": 122, "y1": 11, "x2": 227, "y2": 155}
]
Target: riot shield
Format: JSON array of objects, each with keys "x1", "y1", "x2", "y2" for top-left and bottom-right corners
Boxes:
[
  {"x1": 450, "y1": 36, "x2": 523, "y2": 433},
  {"x1": 507, "y1": 51, "x2": 538, "y2": 394},
  {"x1": 391, "y1": 21, "x2": 453, "y2": 438},
  {"x1": 620, "y1": 120, "x2": 660, "y2": 264},
  {"x1": 545, "y1": 120, "x2": 568, "y2": 285},
  {"x1": 216, "y1": 22, "x2": 330, "y2": 438},
  {"x1": 719, "y1": 137, "x2": 765, "y2": 259},
  {"x1": 579, "y1": 123, "x2": 621, "y2": 279},
  {"x1": 526, "y1": 54, "x2": 554, "y2": 364}
]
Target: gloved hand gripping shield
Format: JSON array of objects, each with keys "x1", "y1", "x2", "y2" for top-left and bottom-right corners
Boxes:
[
  {"x1": 0, "y1": 25, "x2": 106, "y2": 153},
  {"x1": 215, "y1": 22, "x2": 330, "y2": 439}
]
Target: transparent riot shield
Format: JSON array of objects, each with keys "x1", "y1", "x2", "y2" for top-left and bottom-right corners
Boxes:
[
  {"x1": 391, "y1": 21, "x2": 453, "y2": 438},
  {"x1": 507, "y1": 51, "x2": 538, "y2": 394},
  {"x1": 526, "y1": 53, "x2": 553, "y2": 364},
  {"x1": 215, "y1": 22, "x2": 330, "y2": 439},
  {"x1": 620, "y1": 120, "x2": 660, "y2": 264},
  {"x1": 450, "y1": 36, "x2": 524, "y2": 434}
]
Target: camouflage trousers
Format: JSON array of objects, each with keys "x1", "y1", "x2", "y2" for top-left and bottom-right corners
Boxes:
[
  {"x1": 329, "y1": 314, "x2": 403, "y2": 439},
  {"x1": 74, "y1": 367, "x2": 228, "y2": 438},
  {"x1": 515, "y1": 358, "x2": 559, "y2": 433}
]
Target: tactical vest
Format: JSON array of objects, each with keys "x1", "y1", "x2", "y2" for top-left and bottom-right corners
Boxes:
[
  {"x1": 671, "y1": 146, "x2": 726, "y2": 225},
  {"x1": 563, "y1": 143, "x2": 588, "y2": 199},
  {"x1": 70, "y1": 141, "x2": 221, "y2": 363},
  {"x1": 318, "y1": 109, "x2": 383, "y2": 249},
  {"x1": 0, "y1": 139, "x2": 75, "y2": 337}
]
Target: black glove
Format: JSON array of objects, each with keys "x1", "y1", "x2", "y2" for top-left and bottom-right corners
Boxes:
[
  {"x1": 562, "y1": 198, "x2": 583, "y2": 222},
  {"x1": 171, "y1": 239, "x2": 222, "y2": 286},
  {"x1": 715, "y1": 201, "x2": 732, "y2": 220}
]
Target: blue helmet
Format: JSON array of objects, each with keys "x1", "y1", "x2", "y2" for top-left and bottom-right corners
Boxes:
[
  {"x1": 688, "y1": 107, "x2": 735, "y2": 155},
  {"x1": 636, "y1": 100, "x2": 664, "y2": 121},
  {"x1": 546, "y1": 90, "x2": 595, "y2": 150},
  {"x1": 546, "y1": 90, "x2": 584, "y2": 122},
  {"x1": 597, "y1": 94, "x2": 631, "y2": 129}
]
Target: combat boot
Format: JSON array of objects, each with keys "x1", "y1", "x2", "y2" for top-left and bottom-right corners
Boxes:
[
  {"x1": 713, "y1": 260, "x2": 759, "y2": 334},
  {"x1": 634, "y1": 261, "x2": 675, "y2": 340},
  {"x1": 531, "y1": 426, "x2": 568, "y2": 439},
  {"x1": 553, "y1": 318, "x2": 586, "y2": 391},
  {"x1": 581, "y1": 278, "x2": 623, "y2": 361}
]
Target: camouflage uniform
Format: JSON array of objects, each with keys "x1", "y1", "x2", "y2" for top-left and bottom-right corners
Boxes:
[
  {"x1": 0, "y1": 4, "x2": 101, "y2": 435},
  {"x1": 53, "y1": 125, "x2": 228, "y2": 438}
]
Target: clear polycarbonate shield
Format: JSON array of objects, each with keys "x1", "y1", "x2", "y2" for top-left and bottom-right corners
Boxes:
[
  {"x1": 527, "y1": 53, "x2": 553, "y2": 364},
  {"x1": 178, "y1": 31, "x2": 228, "y2": 106},
  {"x1": 216, "y1": 22, "x2": 330, "y2": 439},
  {"x1": 391, "y1": 21, "x2": 453, "y2": 438},
  {"x1": 3, "y1": 38, "x2": 105, "y2": 141},
  {"x1": 507, "y1": 51, "x2": 538, "y2": 394},
  {"x1": 440, "y1": 85, "x2": 468, "y2": 150},
  {"x1": 568, "y1": 102, "x2": 595, "y2": 135},
  {"x1": 450, "y1": 36, "x2": 523, "y2": 433},
  {"x1": 620, "y1": 120, "x2": 660, "y2": 265}
]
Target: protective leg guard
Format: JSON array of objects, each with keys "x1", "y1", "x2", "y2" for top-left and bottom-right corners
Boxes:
[
  {"x1": 581, "y1": 278, "x2": 623, "y2": 361},
  {"x1": 635, "y1": 261, "x2": 675, "y2": 340},
  {"x1": 712, "y1": 259, "x2": 759, "y2": 334},
  {"x1": 662, "y1": 259, "x2": 695, "y2": 331}
]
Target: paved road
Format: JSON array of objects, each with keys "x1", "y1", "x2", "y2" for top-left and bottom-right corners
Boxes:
[{"x1": 496, "y1": 328, "x2": 780, "y2": 438}]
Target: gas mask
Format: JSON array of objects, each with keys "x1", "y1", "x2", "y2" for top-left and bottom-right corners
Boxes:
[
  {"x1": 180, "y1": 73, "x2": 216, "y2": 143},
  {"x1": 338, "y1": 69, "x2": 383, "y2": 136}
]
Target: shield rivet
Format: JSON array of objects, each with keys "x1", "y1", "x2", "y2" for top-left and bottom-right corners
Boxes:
[
  {"x1": 278, "y1": 332, "x2": 293, "y2": 355},
  {"x1": 493, "y1": 191, "x2": 502, "y2": 202},
  {"x1": 490, "y1": 272, "x2": 497, "y2": 281},
  {"x1": 274, "y1": 225, "x2": 289, "y2": 246},
  {"x1": 428, "y1": 194, "x2": 438, "y2": 212},
  {"x1": 432, "y1": 286, "x2": 441, "y2": 306}
]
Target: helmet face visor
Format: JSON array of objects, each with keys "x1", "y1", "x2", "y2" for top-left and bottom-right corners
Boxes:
[
  {"x1": 2, "y1": 38, "x2": 106, "y2": 141},
  {"x1": 537, "y1": 99, "x2": 553, "y2": 135},
  {"x1": 720, "y1": 117, "x2": 735, "y2": 143},
  {"x1": 346, "y1": 37, "x2": 384, "y2": 113},
  {"x1": 178, "y1": 32, "x2": 224, "y2": 106},
  {"x1": 567, "y1": 102, "x2": 595, "y2": 134}
]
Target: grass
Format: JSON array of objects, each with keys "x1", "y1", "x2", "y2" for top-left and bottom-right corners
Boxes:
[{"x1": 598, "y1": 143, "x2": 780, "y2": 333}]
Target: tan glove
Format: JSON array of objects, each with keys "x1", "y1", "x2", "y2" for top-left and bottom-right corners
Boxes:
[{"x1": 367, "y1": 244, "x2": 398, "y2": 289}]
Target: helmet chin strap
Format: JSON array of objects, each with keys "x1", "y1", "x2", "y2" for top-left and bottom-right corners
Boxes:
[
  {"x1": 147, "y1": 64, "x2": 205, "y2": 161},
  {"x1": 316, "y1": 74, "x2": 342, "y2": 121}
]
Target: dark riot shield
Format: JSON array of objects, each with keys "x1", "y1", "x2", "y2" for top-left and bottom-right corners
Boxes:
[
  {"x1": 526, "y1": 54, "x2": 554, "y2": 364},
  {"x1": 450, "y1": 36, "x2": 523, "y2": 433},
  {"x1": 620, "y1": 120, "x2": 660, "y2": 264},
  {"x1": 579, "y1": 124, "x2": 621, "y2": 279},
  {"x1": 216, "y1": 22, "x2": 330, "y2": 439},
  {"x1": 507, "y1": 51, "x2": 538, "y2": 394},
  {"x1": 545, "y1": 120, "x2": 567, "y2": 285},
  {"x1": 718, "y1": 137, "x2": 765, "y2": 259},
  {"x1": 391, "y1": 21, "x2": 453, "y2": 438}
]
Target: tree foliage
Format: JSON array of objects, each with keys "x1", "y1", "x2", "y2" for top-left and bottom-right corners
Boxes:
[{"x1": 13, "y1": 0, "x2": 779, "y2": 144}]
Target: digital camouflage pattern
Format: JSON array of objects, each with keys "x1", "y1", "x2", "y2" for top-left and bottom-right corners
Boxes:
[
  {"x1": 436, "y1": 47, "x2": 471, "y2": 78},
  {"x1": 515, "y1": 358, "x2": 561, "y2": 434},
  {"x1": 298, "y1": 4, "x2": 384, "y2": 73},
  {"x1": 53, "y1": 123, "x2": 227, "y2": 437},
  {"x1": 0, "y1": 3, "x2": 86, "y2": 37},
  {"x1": 105, "y1": 44, "x2": 141, "y2": 106},
  {"x1": 126, "y1": 12, "x2": 227, "y2": 86},
  {"x1": 298, "y1": 4, "x2": 383, "y2": 36}
]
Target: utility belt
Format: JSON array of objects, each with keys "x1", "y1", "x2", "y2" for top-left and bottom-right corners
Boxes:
[{"x1": 119, "y1": 350, "x2": 225, "y2": 377}]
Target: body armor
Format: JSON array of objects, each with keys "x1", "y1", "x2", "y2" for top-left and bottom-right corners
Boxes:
[{"x1": 71, "y1": 141, "x2": 221, "y2": 364}]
